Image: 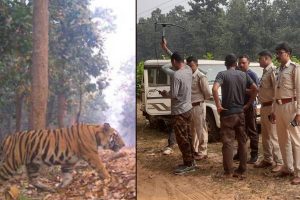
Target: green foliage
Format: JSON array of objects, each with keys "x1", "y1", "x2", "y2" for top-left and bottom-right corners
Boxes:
[
  {"x1": 291, "y1": 56, "x2": 300, "y2": 65},
  {"x1": 203, "y1": 52, "x2": 214, "y2": 60},
  {"x1": 0, "y1": 0, "x2": 115, "y2": 133},
  {"x1": 137, "y1": 0, "x2": 300, "y2": 62},
  {"x1": 47, "y1": 0, "x2": 115, "y2": 125},
  {"x1": 0, "y1": 1, "x2": 32, "y2": 133},
  {"x1": 272, "y1": 57, "x2": 280, "y2": 68},
  {"x1": 136, "y1": 61, "x2": 144, "y2": 97}
]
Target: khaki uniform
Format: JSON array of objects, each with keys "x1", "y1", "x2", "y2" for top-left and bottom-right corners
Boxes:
[
  {"x1": 275, "y1": 60, "x2": 300, "y2": 177},
  {"x1": 191, "y1": 69, "x2": 211, "y2": 156},
  {"x1": 258, "y1": 63, "x2": 283, "y2": 165}
]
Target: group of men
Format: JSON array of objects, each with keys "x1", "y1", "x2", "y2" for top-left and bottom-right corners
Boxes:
[{"x1": 159, "y1": 40, "x2": 300, "y2": 185}]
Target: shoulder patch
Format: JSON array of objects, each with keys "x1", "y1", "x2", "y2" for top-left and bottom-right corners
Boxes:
[
  {"x1": 270, "y1": 65, "x2": 276, "y2": 71},
  {"x1": 197, "y1": 71, "x2": 206, "y2": 78},
  {"x1": 290, "y1": 61, "x2": 299, "y2": 67}
]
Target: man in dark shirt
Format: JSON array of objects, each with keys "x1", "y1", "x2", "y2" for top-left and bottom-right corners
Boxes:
[
  {"x1": 212, "y1": 54, "x2": 258, "y2": 178},
  {"x1": 234, "y1": 55, "x2": 260, "y2": 164}
]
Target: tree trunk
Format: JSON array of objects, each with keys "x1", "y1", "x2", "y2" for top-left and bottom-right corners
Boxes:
[
  {"x1": 30, "y1": 0, "x2": 49, "y2": 130},
  {"x1": 57, "y1": 93, "x2": 66, "y2": 128},
  {"x1": 70, "y1": 113, "x2": 77, "y2": 125},
  {"x1": 15, "y1": 93, "x2": 24, "y2": 132},
  {"x1": 76, "y1": 86, "x2": 83, "y2": 124},
  {"x1": 46, "y1": 95, "x2": 55, "y2": 127},
  {"x1": 7, "y1": 114, "x2": 12, "y2": 133}
]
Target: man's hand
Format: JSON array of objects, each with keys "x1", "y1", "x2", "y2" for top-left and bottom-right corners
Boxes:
[
  {"x1": 269, "y1": 112, "x2": 276, "y2": 124},
  {"x1": 217, "y1": 106, "x2": 227, "y2": 114},
  {"x1": 159, "y1": 90, "x2": 168, "y2": 97},
  {"x1": 245, "y1": 89, "x2": 251, "y2": 95},
  {"x1": 243, "y1": 104, "x2": 250, "y2": 111},
  {"x1": 294, "y1": 114, "x2": 300, "y2": 125},
  {"x1": 160, "y1": 38, "x2": 167, "y2": 50}
]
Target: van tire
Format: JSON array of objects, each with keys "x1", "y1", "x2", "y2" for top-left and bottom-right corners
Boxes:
[{"x1": 206, "y1": 109, "x2": 220, "y2": 143}]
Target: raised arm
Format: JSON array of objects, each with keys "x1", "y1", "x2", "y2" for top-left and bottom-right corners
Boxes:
[
  {"x1": 161, "y1": 38, "x2": 173, "y2": 56},
  {"x1": 161, "y1": 63, "x2": 175, "y2": 76}
]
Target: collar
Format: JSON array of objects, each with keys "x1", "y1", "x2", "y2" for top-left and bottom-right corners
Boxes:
[
  {"x1": 264, "y1": 63, "x2": 273, "y2": 73},
  {"x1": 281, "y1": 59, "x2": 291, "y2": 69},
  {"x1": 192, "y1": 69, "x2": 199, "y2": 78}
]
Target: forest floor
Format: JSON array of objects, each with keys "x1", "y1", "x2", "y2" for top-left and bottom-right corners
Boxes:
[
  {"x1": 137, "y1": 102, "x2": 300, "y2": 200},
  {"x1": 0, "y1": 148, "x2": 136, "y2": 200}
]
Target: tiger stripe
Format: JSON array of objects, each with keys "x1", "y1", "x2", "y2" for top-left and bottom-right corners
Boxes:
[{"x1": 0, "y1": 123, "x2": 124, "y2": 191}]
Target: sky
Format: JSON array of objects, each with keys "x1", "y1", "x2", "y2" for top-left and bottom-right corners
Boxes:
[
  {"x1": 89, "y1": 0, "x2": 135, "y2": 145},
  {"x1": 90, "y1": 0, "x2": 135, "y2": 68},
  {"x1": 137, "y1": 0, "x2": 190, "y2": 19}
]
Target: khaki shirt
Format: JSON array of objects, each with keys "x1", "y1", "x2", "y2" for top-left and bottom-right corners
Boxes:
[
  {"x1": 191, "y1": 69, "x2": 211, "y2": 103},
  {"x1": 258, "y1": 63, "x2": 276, "y2": 103},
  {"x1": 275, "y1": 60, "x2": 300, "y2": 114}
]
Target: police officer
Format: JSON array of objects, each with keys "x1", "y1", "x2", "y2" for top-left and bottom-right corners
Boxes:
[
  {"x1": 271, "y1": 42, "x2": 300, "y2": 185},
  {"x1": 254, "y1": 50, "x2": 283, "y2": 172},
  {"x1": 186, "y1": 56, "x2": 211, "y2": 160}
]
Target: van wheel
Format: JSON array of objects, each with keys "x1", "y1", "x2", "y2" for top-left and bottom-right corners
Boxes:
[
  {"x1": 206, "y1": 109, "x2": 220, "y2": 143},
  {"x1": 148, "y1": 116, "x2": 158, "y2": 129}
]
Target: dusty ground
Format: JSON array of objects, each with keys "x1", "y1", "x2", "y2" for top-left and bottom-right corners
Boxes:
[
  {"x1": 0, "y1": 148, "x2": 136, "y2": 200},
  {"x1": 137, "y1": 104, "x2": 300, "y2": 200}
]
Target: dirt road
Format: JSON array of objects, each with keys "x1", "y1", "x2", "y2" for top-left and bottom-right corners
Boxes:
[{"x1": 137, "y1": 104, "x2": 300, "y2": 200}]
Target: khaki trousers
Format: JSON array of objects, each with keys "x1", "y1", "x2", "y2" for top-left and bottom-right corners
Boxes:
[
  {"x1": 275, "y1": 101, "x2": 300, "y2": 177},
  {"x1": 260, "y1": 105, "x2": 283, "y2": 165},
  {"x1": 191, "y1": 103, "x2": 208, "y2": 156}
]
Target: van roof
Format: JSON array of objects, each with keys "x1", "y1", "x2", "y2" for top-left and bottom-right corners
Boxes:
[{"x1": 144, "y1": 59, "x2": 260, "y2": 68}]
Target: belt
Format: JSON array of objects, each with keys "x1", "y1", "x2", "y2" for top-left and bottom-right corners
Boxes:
[
  {"x1": 192, "y1": 101, "x2": 203, "y2": 107},
  {"x1": 276, "y1": 97, "x2": 296, "y2": 105},
  {"x1": 261, "y1": 101, "x2": 273, "y2": 107}
]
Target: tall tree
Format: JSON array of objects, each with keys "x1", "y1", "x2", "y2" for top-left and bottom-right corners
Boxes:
[
  {"x1": 48, "y1": 1, "x2": 114, "y2": 127},
  {"x1": 30, "y1": 0, "x2": 49, "y2": 129}
]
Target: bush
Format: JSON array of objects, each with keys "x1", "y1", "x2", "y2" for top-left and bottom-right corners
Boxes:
[{"x1": 136, "y1": 61, "x2": 144, "y2": 97}]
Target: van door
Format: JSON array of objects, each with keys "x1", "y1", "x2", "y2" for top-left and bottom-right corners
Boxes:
[{"x1": 144, "y1": 67, "x2": 171, "y2": 116}]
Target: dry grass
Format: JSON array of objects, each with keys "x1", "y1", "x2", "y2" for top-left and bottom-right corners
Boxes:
[{"x1": 137, "y1": 102, "x2": 300, "y2": 200}]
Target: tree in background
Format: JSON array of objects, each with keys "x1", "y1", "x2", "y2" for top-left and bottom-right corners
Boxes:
[
  {"x1": 119, "y1": 57, "x2": 136, "y2": 146},
  {"x1": 0, "y1": 1, "x2": 115, "y2": 139},
  {"x1": 137, "y1": 0, "x2": 300, "y2": 62},
  {"x1": 48, "y1": 0, "x2": 114, "y2": 127},
  {"x1": 0, "y1": 1, "x2": 32, "y2": 133},
  {"x1": 30, "y1": 0, "x2": 49, "y2": 130}
]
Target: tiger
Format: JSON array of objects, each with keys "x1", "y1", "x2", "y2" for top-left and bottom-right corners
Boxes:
[{"x1": 0, "y1": 123, "x2": 125, "y2": 192}]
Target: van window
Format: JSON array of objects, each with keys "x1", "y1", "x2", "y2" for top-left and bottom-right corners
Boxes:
[
  {"x1": 148, "y1": 68, "x2": 169, "y2": 86},
  {"x1": 200, "y1": 64, "x2": 263, "y2": 83}
]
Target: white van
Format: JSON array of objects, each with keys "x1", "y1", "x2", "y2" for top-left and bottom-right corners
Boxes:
[{"x1": 140, "y1": 59, "x2": 262, "y2": 142}]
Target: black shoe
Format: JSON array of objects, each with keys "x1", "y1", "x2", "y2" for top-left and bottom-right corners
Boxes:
[
  {"x1": 174, "y1": 165, "x2": 196, "y2": 175},
  {"x1": 247, "y1": 156, "x2": 258, "y2": 164},
  {"x1": 233, "y1": 154, "x2": 239, "y2": 161}
]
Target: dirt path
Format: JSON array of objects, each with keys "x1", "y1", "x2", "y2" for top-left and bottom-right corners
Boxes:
[
  {"x1": 138, "y1": 163, "x2": 217, "y2": 200},
  {"x1": 137, "y1": 102, "x2": 300, "y2": 200}
]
